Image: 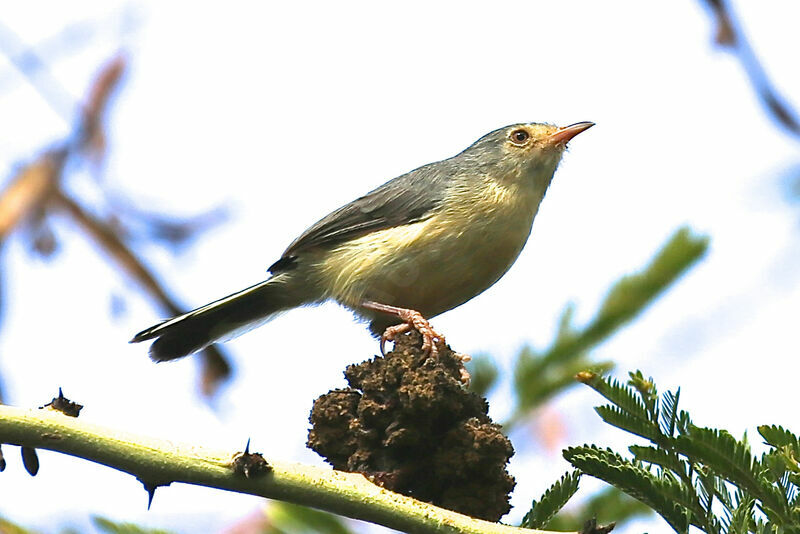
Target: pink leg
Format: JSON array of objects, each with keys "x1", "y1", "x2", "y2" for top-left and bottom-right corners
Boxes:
[{"x1": 362, "y1": 301, "x2": 446, "y2": 358}]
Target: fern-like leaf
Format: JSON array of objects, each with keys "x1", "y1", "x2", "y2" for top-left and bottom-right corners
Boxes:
[
  {"x1": 710, "y1": 474, "x2": 734, "y2": 510},
  {"x1": 564, "y1": 445, "x2": 694, "y2": 533},
  {"x1": 595, "y1": 405, "x2": 661, "y2": 443},
  {"x1": 627, "y1": 370, "x2": 659, "y2": 420},
  {"x1": 521, "y1": 471, "x2": 581, "y2": 529},
  {"x1": 676, "y1": 426, "x2": 792, "y2": 525},
  {"x1": 580, "y1": 373, "x2": 652, "y2": 424},
  {"x1": 759, "y1": 425, "x2": 800, "y2": 479},
  {"x1": 758, "y1": 425, "x2": 800, "y2": 450},
  {"x1": 629, "y1": 445, "x2": 686, "y2": 476},
  {"x1": 660, "y1": 389, "x2": 681, "y2": 438},
  {"x1": 725, "y1": 494, "x2": 755, "y2": 534},
  {"x1": 676, "y1": 427, "x2": 760, "y2": 490}
]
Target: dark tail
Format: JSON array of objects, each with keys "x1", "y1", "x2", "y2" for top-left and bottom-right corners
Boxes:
[{"x1": 131, "y1": 277, "x2": 292, "y2": 362}]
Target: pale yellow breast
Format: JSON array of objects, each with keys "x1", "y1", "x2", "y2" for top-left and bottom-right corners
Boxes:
[{"x1": 314, "y1": 175, "x2": 547, "y2": 318}]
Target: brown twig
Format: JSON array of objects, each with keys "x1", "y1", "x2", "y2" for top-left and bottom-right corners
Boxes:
[
  {"x1": 53, "y1": 190, "x2": 183, "y2": 313},
  {"x1": 51, "y1": 189, "x2": 231, "y2": 394},
  {"x1": 0, "y1": 150, "x2": 65, "y2": 241},
  {"x1": 0, "y1": 48, "x2": 232, "y2": 395}
]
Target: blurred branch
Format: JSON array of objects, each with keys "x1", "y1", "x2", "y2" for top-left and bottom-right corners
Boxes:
[
  {"x1": 51, "y1": 189, "x2": 231, "y2": 395},
  {"x1": 0, "y1": 150, "x2": 65, "y2": 241},
  {"x1": 0, "y1": 8, "x2": 142, "y2": 97},
  {"x1": 0, "y1": 404, "x2": 566, "y2": 534},
  {"x1": 0, "y1": 21, "x2": 75, "y2": 121},
  {"x1": 0, "y1": 43, "x2": 232, "y2": 395},
  {"x1": 107, "y1": 200, "x2": 229, "y2": 250},
  {"x1": 700, "y1": 0, "x2": 800, "y2": 138},
  {"x1": 53, "y1": 189, "x2": 191, "y2": 318}
]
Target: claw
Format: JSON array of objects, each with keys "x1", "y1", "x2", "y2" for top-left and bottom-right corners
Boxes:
[
  {"x1": 380, "y1": 322, "x2": 412, "y2": 355},
  {"x1": 363, "y1": 301, "x2": 445, "y2": 359}
]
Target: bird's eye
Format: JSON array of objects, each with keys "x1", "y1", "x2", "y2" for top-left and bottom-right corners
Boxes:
[{"x1": 510, "y1": 129, "x2": 530, "y2": 145}]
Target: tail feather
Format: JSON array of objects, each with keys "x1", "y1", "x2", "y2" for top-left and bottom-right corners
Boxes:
[{"x1": 131, "y1": 277, "x2": 291, "y2": 362}]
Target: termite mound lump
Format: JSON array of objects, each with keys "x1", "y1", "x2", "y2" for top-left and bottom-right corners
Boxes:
[{"x1": 307, "y1": 330, "x2": 515, "y2": 521}]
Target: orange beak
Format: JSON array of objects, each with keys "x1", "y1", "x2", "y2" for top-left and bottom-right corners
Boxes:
[{"x1": 548, "y1": 121, "x2": 595, "y2": 146}]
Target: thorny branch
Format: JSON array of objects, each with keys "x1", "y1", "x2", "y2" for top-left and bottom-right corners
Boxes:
[{"x1": 0, "y1": 402, "x2": 560, "y2": 534}]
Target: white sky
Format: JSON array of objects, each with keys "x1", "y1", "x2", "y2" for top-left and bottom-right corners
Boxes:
[{"x1": 1, "y1": 2, "x2": 799, "y2": 533}]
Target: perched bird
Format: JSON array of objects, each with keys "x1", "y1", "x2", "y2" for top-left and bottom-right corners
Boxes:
[{"x1": 131, "y1": 121, "x2": 594, "y2": 362}]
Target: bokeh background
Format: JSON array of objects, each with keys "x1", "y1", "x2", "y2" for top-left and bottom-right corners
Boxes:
[{"x1": 1, "y1": 1, "x2": 799, "y2": 533}]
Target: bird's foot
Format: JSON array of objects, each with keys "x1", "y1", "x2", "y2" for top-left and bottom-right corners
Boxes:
[
  {"x1": 362, "y1": 301, "x2": 446, "y2": 359},
  {"x1": 382, "y1": 309, "x2": 446, "y2": 358}
]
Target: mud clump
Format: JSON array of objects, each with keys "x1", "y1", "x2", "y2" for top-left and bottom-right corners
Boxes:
[{"x1": 307, "y1": 331, "x2": 515, "y2": 521}]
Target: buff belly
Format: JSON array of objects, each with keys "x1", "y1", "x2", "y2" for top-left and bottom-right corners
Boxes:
[{"x1": 312, "y1": 179, "x2": 545, "y2": 324}]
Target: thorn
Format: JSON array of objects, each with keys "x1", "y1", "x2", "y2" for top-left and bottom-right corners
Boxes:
[
  {"x1": 142, "y1": 481, "x2": 157, "y2": 510},
  {"x1": 232, "y1": 441, "x2": 271, "y2": 479},
  {"x1": 41, "y1": 388, "x2": 83, "y2": 417},
  {"x1": 137, "y1": 478, "x2": 171, "y2": 510},
  {"x1": 146, "y1": 486, "x2": 156, "y2": 510},
  {"x1": 21, "y1": 447, "x2": 40, "y2": 476}
]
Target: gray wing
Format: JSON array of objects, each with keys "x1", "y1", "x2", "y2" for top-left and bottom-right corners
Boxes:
[{"x1": 268, "y1": 162, "x2": 449, "y2": 273}]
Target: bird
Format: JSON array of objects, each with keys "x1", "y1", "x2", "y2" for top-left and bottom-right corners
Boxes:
[{"x1": 131, "y1": 121, "x2": 594, "y2": 362}]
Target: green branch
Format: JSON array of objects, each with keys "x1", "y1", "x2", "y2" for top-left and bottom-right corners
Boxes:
[
  {"x1": 0, "y1": 405, "x2": 567, "y2": 534},
  {"x1": 506, "y1": 226, "x2": 709, "y2": 429}
]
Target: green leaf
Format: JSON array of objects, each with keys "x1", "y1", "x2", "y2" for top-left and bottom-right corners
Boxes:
[
  {"x1": 92, "y1": 517, "x2": 174, "y2": 534},
  {"x1": 627, "y1": 371, "x2": 658, "y2": 420},
  {"x1": 591, "y1": 227, "x2": 708, "y2": 331},
  {"x1": 675, "y1": 426, "x2": 794, "y2": 526},
  {"x1": 521, "y1": 471, "x2": 581, "y2": 529},
  {"x1": 264, "y1": 502, "x2": 354, "y2": 534},
  {"x1": 594, "y1": 405, "x2": 661, "y2": 443},
  {"x1": 725, "y1": 494, "x2": 755, "y2": 534},
  {"x1": 709, "y1": 473, "x2": 734, "y2": 510},
  {"x1": 564, "y1": 445, "x2": 694, "y2": 534},
  {"x1": 659, "y1": 389, "x2": 681, "y2": 438},
  {"x1": 674, "y1": 428, "x2": 762, "y2": 495},
  {"x1": 695, "y1": 467, "x2": 729, "y2": 533},
  {"x1": 520, "y1": 359, "x2": 614, "y2": 412},
  {"x1": 629, "y1": 445, "x2": 686, "y2": 476},
  {"x1": 465, "y1": 353, "x2": 498, "y2": 397},
  {"x1": 762, "y1": 450, "x2": 791, "y2": 481},
  {"x1": 581, "y1": 374, "x2": 651, "y2": 424},
  {"x1": 581, "y1": 371, "x2": 800, "y2": 533},
  {"x1": 508, "y1": 226, "x2": 707, "y2": 428},
  {"x1": 758, "y1": 425, "x2": 800, "y2": 450},
  {"x1": 0, "y1": 517, "x2": 41, "y2": 534},
  {"x1": 544, "y1": 487, "x2": 653, "y2": 531},
  {"x1": 539, "y1": 227, "x2": 708, "y2": 367}
]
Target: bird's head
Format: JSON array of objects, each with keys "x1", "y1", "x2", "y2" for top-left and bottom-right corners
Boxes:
[{"x1": 459, "y1": 121, "x2": 594, "y2": 187}]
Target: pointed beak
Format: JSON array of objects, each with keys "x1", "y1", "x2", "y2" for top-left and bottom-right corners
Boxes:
[{"x1": 547, "y1": 121, "x2": 595, "y2": 146}]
